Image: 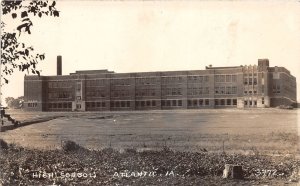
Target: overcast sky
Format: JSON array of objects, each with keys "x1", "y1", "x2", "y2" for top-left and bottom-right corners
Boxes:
[{"x1": 2, "y1": 1, "x2": 300, "y2": 102}]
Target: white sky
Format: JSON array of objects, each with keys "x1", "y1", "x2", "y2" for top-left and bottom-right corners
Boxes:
[{"x1": 2, "y1": 1, "x2": 300, "y2": 102}]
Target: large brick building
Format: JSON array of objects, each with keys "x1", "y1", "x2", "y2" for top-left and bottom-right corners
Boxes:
[{"x1": 24, "y1": 57, "x2": 297, "y2": 111}]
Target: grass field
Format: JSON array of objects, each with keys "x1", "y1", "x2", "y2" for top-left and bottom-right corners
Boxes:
[{"x1": 0, "y1": 108, "x2": 299, "y2": 155}]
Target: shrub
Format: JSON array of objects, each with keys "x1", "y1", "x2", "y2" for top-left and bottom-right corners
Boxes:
[
  {"x1": 61, "y1": 140, "x2": 82, "y2": 152},
  {"x1": 0, "y1": 138, "x2": 9, "y2": 150}
]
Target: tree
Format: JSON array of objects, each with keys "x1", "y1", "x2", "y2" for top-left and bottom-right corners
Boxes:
[
  {"x1": 1, "y1": 0, "x2": 59, "y2": 84},
  {"x1": 5, "y1": 96, "x2": 23, "y2": 108}
]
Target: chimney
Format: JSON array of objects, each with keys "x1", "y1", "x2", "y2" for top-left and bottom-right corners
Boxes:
[{"x1": 57, "y1": 55, "x2": 62, "y2": 75}]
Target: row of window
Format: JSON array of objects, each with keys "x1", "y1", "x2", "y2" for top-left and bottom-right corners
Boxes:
[
  {"x1": 136, "y1": 100, "x2": 157, "y2": 107},
  {"x1": 48, "y1": 102, "x2": 72, "y2": 109},
  {"x1": 244, "y1": 100, "x2": 258, "y2": 106},
  {"x1": 244, "y1": 78, "x2": 258, "y2": 85},
  {"x1": 215, "y1": 75, "x2": 237, "y2": 83},
  {"x1": 135, "y1": 89, "x2": 157, "y2": 97},
  {"x1": 162, "y1": 88, "x2": 183, "y2": 96},
  {"x1": 27, "y1": 103, "x2": 38, "y2": 107},
  {"x1": 161, "y1": 100, "x2": 183, "y2": 107},
  {"x1": 86, "y1": 102, "x2": 106, "y2": 108},
  {"x1": 111, "y1": 101, "x2": 131, "y2": 108},
  {"x1": 161, "y1": 76, "x2": 184, "y2": 84},
  {"x1": 187, "y1": 99, "x2": 210, "y2": 107},
  {"x1": 48, "y1": 92, "x2": 72, "y2": 99},
  {"x1": 187, "y1": 87, "x2": 210, "y2": 95},
  {"x1": 48, "y1": 81, "x2": 72, "y2": 88},
  {"x1": 187, "y1": 76, "x2": 209, "y2": 82},
  {"x1": 215, "y1": 86, "x2": 237, "y2": 95},
  {"x1": 244, "y1": 90, "x2": 257, "y2": 94},
  {"x1": 272, "y1": 84, "x2": 281, "y2": 94},
  {"x1": 86, "y1": 79, "x2": 108, "y2": 87},
  {"x1": 111, "y1": 90, "x2": 131, "y2": 98},
  {"x1": 86, "y1": 91, "x2": 107, "y2": 98},
  {"x1": 244, "y1": 73, "x2": 258, "y2": 77},
  {"x1": 214, "y1": 99, "x2": 237, "y2": 106},
  {"x1": 111, "y1": 79, "x2": 131, "y2": 86}
]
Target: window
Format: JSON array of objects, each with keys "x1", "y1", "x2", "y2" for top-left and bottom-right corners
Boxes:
[
  {"x1": 28, "y1": 103, "x2": 37, "y2": 107},
  {"x1": 220, "y1": 99, "x2": 225, "y2": 106},
  {"x1": 226, "y1": 87, "x2": 232, "y2": 94},
  {"x1": 91, "y1": 102, "x2": 95, "y2": 108},
  {"x1": 127, "y1": 101, "x2": 130, "y2": 107},
  {"x1": 215, "y1": 87, "x2": 219, "y2": 94},
  {"x1": 102, "y1": 102, "x2": 106, "y2": 107},
  {"x1": 244, "y1": 78, "x2": 248, "y2": 85},
  {"x1": 63, "y1": 103, "x2": 68, "y2": 108},
  {"x1": 161, "y1": 100, "x2": 165, "y2": 106},
  {"x1": 152, "y1": 100, "x2": 156, "y2": 107},
  {"x1": 220, "y1": 87, "x2": 225, "y2": 94},
  {"x1": 178, "y1": 100, "x2": 182, "y2": 106},
  {"x1": 199, "y1": 99, "x2": 203, "y2": 106},
  {"x1": 172, "y1": 100, "x2": 177, "y2": 106},
  {"x1": 226, "y1": 75, "x2": 231, "y2": 82},
  {"x1": 68, "y1": 102, "x2": 72, "y2": 108},
  {"x1": 116, "y1": 102, "x2": 120, "y2": 107},
  {"x1": 188, "y1": 100, "x2": 192, "y2": 106},
  {"x1": 76, "y1": 104, "x2": 81, "y2": 109},
  {"x1": 58, "y1": 103, "x2": 62, "y2": 108},
  {"x1": 166, "y1": 100, "x2": 171, "y2": 106},
  {"x1": 97, "y1": 102, "x2": 101, "y2": 107},
  {"x1": 141, "y1": 101, "x2": 145, "y2": 107},
  {"x1": 111, "y1": 102, "x2": 115, "y2": 107},
  {"x1": 215, "y1": 99, "x2": 219, "y2": 106},
  {"x1": 76, "y1": 83, "x2": 81, "y2": 91},
  {"x1": 48, "y1": 103, "x2": 52, "y2": 108},
  {"x1": 244, "y1": 101, "x2": 248, "y2": 106},
  {"x1": 233, "y1": 99, "x2": 237, "y2": 105},
  {"x1": 232, "y1": 75, "x2": 237, "y2": 82},
  {"x1": 232, "y1": 87, "x2": 237, "y2": 94},
  {"x1": 147, "y1": 101, "x2": 151, "y2": 106},
  {"x1": 227, "y1": 99, "x2": 231, "y2": 105},
  {"x1": 262, "y1": 97, "x2": 265, "y2": 104},
  {"x1": 205, "y1": 99, "x2": 209, "y2": 106},
  {"x1": 193, "y1": 100, "x2": 197, "y2": 106},
  {"x1": 254, "y1": 78, "x2": 257, "y2": 85},
  {"x1": 249, "y1": 78, "x2": 253, "y2": 85}
]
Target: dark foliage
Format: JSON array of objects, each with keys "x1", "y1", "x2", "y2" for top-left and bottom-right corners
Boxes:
[
  {"x1": 62, "y1": 140, "x2": 83, "y2": 152},
  {"x1": 0, "y1": 138, "x2": 9, "y2": 150},
  {"x1": 1, "y1": 0, "x2": 59, "y2": 84}
]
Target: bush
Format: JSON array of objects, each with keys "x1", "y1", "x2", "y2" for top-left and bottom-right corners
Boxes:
[
  {"x1": 0, "y1": 139, "x2": 9, "y2": 150},
  {"x1": 61, "y1": 140, "x2": 82, "y2": 152}
]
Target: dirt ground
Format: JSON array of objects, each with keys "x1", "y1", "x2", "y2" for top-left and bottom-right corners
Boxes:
[{"x1": 0, "y1": 108, "x2": 299, "y2": 155}]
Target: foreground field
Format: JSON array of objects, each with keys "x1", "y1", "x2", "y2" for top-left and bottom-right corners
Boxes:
[
  {"x1": 0, "y1": 143, "x2": 299, "y2": 186},
  {"x1": 0, "y1": 109, "x2": 299, "y2": 155}
]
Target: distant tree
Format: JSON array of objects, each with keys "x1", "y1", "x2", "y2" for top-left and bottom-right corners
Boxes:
[
  {"x1": 5, "y1": 96, "x2": 24, "y2": 109},
  {"x1": 1, "y1": 0, "x2": 60, "y2": 84}
]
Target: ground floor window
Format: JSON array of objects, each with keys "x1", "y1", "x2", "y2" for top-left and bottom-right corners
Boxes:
[
  {"x1": 233, "y1": 99, "x2": 237, "y2": 105},
  {"x1": 48, "y1": 102, "x2": 72, "y2": 109},
  {"x1": 28, "y1": 103, "x2": 37, "y2": 107}
]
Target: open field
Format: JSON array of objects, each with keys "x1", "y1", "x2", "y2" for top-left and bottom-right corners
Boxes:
[{"x1": 0, "y1": 109, "x2": 299, "y2": 155}]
